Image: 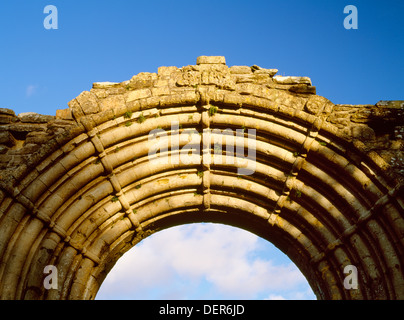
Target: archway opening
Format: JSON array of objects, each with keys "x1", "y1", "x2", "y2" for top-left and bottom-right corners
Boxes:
[
  {"x1": 95, "y1": 223, "x2": 316, "y2": 300},
  {"x1": 1, "y1": 56, "x2": 403, "y2": 301}
]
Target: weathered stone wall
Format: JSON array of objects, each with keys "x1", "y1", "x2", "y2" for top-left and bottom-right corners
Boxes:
[
  {"x1": 0, "y1": 56, "x2": 403, "y2": 300},
  {"x1": 1, "y1": 56, "x2": 402, "y2": 182},
  {"x1": 0, "y1": 109, "x2": 75, "y2": 171},
  {"x1": 330, "y1": 101, "x2": 404, "y2": 178}
]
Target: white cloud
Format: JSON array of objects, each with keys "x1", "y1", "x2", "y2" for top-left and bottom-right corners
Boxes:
[
  {"x1": 96, "y1": 223, "x2": 316, "y2": 300},
  {"x1": 26, "y1": 84, "x2": 38, "y2": 97},
  {"x1": 265, "y1": 294, "x2": 286, "y2": 300}
]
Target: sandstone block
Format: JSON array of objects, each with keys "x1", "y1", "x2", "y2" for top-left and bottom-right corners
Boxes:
[
  {"x1": 351, "y1": 109, "x2": 373, "y2": 123},
  {"x1": 76, "y1": 91, "x2": 100, "y2": 115},
  {"x1": 10, "y1": 143, "x2": 40, "y2": 154},
  {"x1": 376, "y1": 100, "x2": 404, "y2": 109},
  {"x1": 99, "y1": 94, "x2": 126, "y2": 112},
  {"x1": 68, "y1": 98, "x2": 85, "y2": 120},
  {"x1": 0, "y1": 108, "x2": 15, "y2": 116},
  {"x1": 0, "y1": 131, "x2": 16, "y2": 146},
  {"x1": 47, "y1": 119, "x2": 75, "y2": 130},
  {"x1": 127, "y1": 72, "x2": 157, "y2": 90},
  {"x1": 305, "y1": 95, "x2": 331, "y2": 115},
  {"x1": 251, "y1": 73, "x2": 272, "y2": 85},
  {"x1": 236, "y1": 83, "x2": 260, "y2": 96},
  {"x1": 126, "y1": 89, "x2": 152, "y2": 102},
  {"x1": 56, "y1": 108, "x2": 73, "y2": 120},
  {"x1": 196, "y1": 56, "x2": 226, "y2": 65},
  {"x1": 273, "y1": 76, "x2": 312, "y2": 85},
  {"x1": 105, "y1": 87, "x2": 126, "y2": 95},
  {"x1": 333, "y1": 104, "x2": 359, "y2": 112},
  {"x1": 251, "y1": 65, "x2": 278, "y2": 77},
  {"x1": 92, "y1": 82, "x2": 122, "y2": 89},
  {"x1": 25, "y1": 132, "x2": 51, "y2": 145},
  {"x1": 0, "y1": 154, "x2": 13, "y2": 165},
  {"x1": 0, "y1": 115, "x2": 16, "y2": 124},
  {"x1": 151, "y1": 86, "x2": 170, "y2": 96},
  {"x1": 289, "y1": 85, "x2": 316, "y2": 94},
  {"x1": 18, "y1": 112, "x2": 55, "y2": 123},
  {"x1": 91, "y1": 88, "x2": 107, "y2": 99},
  {"x1": 176, "y1": 71, "x2": 201, "y2": 87},
  {"x1": 5, "y1": 123, "x2": 47, "y2": 133},
  {"x1": 158, "y1": 66, "x2": 179, "y2": 76},
  {"x1": 229, "y1": 66, "x2": 252, "y2": 74},
  {"x1": 200, "y1": 71, "x2": 235, "y2": 90},
  {"x1": 154, "y1": 79, "x2": 169, "y2": 88},
  {"x1": 352, "y1": 125, "x2": 376, "y2": 141},
  {"x1": 233, "y1": 74, "x2": 255, "y2": 83}
]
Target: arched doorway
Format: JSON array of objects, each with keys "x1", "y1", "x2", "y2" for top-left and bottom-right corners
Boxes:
[{"x1": 0, "y1": 56, "x2": 403, "y2": 299}]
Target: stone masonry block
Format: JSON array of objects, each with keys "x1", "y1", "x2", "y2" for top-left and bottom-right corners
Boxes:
[
  {"x1": 76, "y1": 91, "x2": 100, "y2": 115},
  {"x1": 126, "y1": 89, "x2": 152, "y2": 102},
  {"x1": 273, "y1": 76, "x2": 312, "y2": 85},
  {"x1": 196, "y1": 56, "x2": 226, "y2": 65},
  {"x1": 0, "y1": 131, "x2": 16, "y2": 146}
]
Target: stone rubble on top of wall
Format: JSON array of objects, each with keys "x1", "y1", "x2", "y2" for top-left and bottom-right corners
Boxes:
[
  {"x1": 0, "y1": 56, "x2": 402, "y2": 177},
  {"x1": 0, "y1": 108, "x2": 75, "y2": 170}
]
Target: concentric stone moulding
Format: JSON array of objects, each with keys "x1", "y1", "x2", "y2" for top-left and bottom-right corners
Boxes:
[{"x1": 0, "y1": 56, "x2": 403, "y2": 300}]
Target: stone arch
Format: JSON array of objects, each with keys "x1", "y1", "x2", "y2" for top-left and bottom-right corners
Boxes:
[{"x1": 0, "y1": 56, "x2": 403, "y2": 299}]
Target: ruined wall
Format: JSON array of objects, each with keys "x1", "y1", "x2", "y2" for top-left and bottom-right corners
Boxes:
[
  {"x1": 0, "y1": 56, "x2": 403, "y2": 300},
  {"x1": 0, "y1": 109, "x2": 74, "y2": 170},
  {"x1": 0, "y1": 55, "x2": 402, "y2": 184}
]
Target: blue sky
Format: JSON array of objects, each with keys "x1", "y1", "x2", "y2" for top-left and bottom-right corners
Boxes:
[
  {"x1": 0, "y1": 0, "x2": 402, "y2": 300},
  {"x1": 0, "y1": 0, "x2": 403, "y2": 116}
]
